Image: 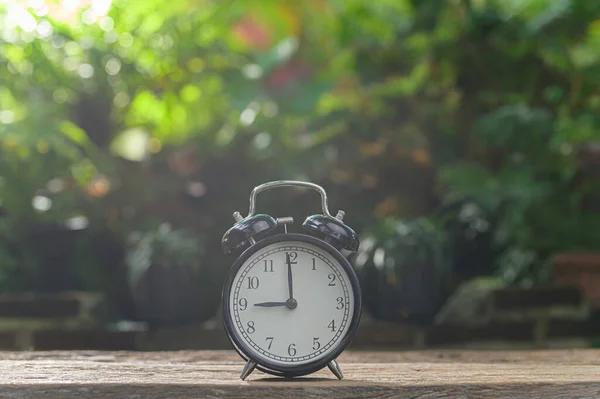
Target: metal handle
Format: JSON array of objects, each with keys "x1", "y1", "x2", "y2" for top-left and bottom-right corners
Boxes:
[{"x1": 242, "y1": 180, "x2": 333, "y2": 219}]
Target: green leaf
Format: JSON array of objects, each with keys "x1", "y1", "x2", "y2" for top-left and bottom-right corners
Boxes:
[
  {"x1": 70, "y1": 158, "x2": 98, "y2": 185},
  {"x1": 371, "y1": 62, "x2": 430, "y2": 97},
  {"x1": 440, "y1": 163, "x2": 500, "y2": 210},
  {"x1": 127, "y1": 90, "x2": 167, "y2": 126},
  {"x1": 474, "y1": 105, "x2": 554, "y2": 150},
  {"x1": 526, "y1": 0, "x2": 571, "y2": 33},
  {"x1": 58, "y1": 120, "x2": 90, "y2": 146}
]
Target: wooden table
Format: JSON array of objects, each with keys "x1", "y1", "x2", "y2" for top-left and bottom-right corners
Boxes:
[{"x1": 1, "y1": 350, "x2": 599, "y2": 398}]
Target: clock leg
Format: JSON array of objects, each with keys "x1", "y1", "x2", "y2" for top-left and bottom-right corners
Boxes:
[
  {"x1": 327, "y1": 359, "x2": 343, "y2": 380},
  {"x1": 240, "y1": 360, "x2": 257, "y2": 380}
]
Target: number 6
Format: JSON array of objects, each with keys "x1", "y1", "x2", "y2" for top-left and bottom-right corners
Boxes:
[{"x1": 288, "y1": 343, "x2": 296, "y2": 356}]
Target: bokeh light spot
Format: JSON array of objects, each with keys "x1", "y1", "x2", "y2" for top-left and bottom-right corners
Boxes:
[
  {"x1": 181, "y1": 85, "x2": 201, "y2": 103},
  {"x1": 242, "y1": 64, "x2": 263, "y2": 79},
  {"x1": 187, "y1": 58, "x2": 205, "y2": 73},
  {"x1": 113, "y1": 92, "x2": 130, "y2": 108},
  {"x1": 0, "y1": 111, "x2": 15, "y2": 124},
  {"x1": 32, "y1": 195, "x2": 52, "y2": 212},
  {"x1": 186, "y1": 181, "x2": 206, "y2": 197},
  {"x1": 35, "y1": 20, "x2": 53, "y2": 39},
  {"x1": 47, "y1": 178, "x2": 66, "y2": 194},
  {"x1": 65, "y1": 216, "x2": 89, "y2": 230},
  {"x1": 64, "y1": 41, "x2": 80, "y2": 56},
  {"x1": 53, "y1": 88, "x2": 70, "y2": 103},
  {"x1": 111, "y1": 128, "x2": 150, "y2": 161},
  {"x1": 104, "y1": 30, "x2": 118, "y2": 43},
  {"x1": 105, "y1": 58, "x2": 121, "y2": 75},
  {"x1": 86, "y1": 175, "x2": 111, "y2": 197},
  {"x1": 118, "y1": 33, "x2": 134, "y2": 48},
  {"x1": 263, "y1": 101, "x2": 278, "y2": 118},
  {"x1": 78, "y1": 63, "x2": 94, "y2": 79},
  {"x1": 253, "y1": 132, "x2": 271, "y2": 150},
  {"x1": 149, "y1": 138, "x2": 162, "y2": 153},
  {"x1": 240, "y1": 108, "x2": 257, "y2": 126},
  {"x1": 91, "y1": 0, "x2": 113, "y2": 17},
  {"x1": 99, "y1": 16, "x2": 114, "y2": 31}
]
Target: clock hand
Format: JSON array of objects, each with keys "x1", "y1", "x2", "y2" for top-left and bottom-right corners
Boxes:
[
  {"x1": 286, "y1": 253, "x2": 294, "y2": 301},
  {"x1": 254, "y1": 301, "x2": 288, "y2": 307},
  {"x1": 283, "y1": 253, "x2": 298, "y2": 310}
]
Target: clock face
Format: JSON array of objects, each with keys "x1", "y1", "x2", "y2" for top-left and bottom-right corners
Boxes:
[{"x1": 225, "y1": 236, "x2": 358, "y2": 369}]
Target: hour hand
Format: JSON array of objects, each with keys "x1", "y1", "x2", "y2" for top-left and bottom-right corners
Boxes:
[{"x1": 254, "y1": 301, "x2": 288, "y2": 307}]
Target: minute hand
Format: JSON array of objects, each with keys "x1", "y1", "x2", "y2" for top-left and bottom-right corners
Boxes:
[{"x1": 286, "y1": 253, "x2": 294, "y2": 300}]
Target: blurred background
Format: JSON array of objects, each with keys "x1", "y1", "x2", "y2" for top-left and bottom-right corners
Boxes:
[{"x1": 1, "y1": 0, "x2": 600, "y2": 351}]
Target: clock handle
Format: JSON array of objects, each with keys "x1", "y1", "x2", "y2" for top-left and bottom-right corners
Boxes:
[{"x1": 242, "y1": 180, "x2": 334, "y2": 220}]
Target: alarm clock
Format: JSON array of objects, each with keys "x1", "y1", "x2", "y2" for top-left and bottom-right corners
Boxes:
[{"x1": 221, "y1": 181, "x2": 362, "y2": 380}]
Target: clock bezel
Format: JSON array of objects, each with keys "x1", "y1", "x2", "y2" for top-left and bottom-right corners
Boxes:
[{"x1": 222, "y1": 233, "x2": 362, "y2": 378}]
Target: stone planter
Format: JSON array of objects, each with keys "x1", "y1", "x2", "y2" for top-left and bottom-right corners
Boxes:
[{"x1": 553, "y1": 253, "x2": 600, "y2": 307}]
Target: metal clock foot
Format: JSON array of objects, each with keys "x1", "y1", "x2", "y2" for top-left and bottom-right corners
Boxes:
[
  {"x1": 327, "y1": 359, "x2": 343, "y2": 380},
  {"x1": 240, "y1": 360, "x2": 257, "y2": 380}
]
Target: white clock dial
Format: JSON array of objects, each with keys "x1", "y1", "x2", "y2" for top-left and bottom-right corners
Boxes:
[{"x1": 227, "y1": 240, "x2": 355, "y2": 367}]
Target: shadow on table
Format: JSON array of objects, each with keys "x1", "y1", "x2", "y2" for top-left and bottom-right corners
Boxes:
[{"x1": 255, "y1": 377, "x2": 332, "y2": 382}]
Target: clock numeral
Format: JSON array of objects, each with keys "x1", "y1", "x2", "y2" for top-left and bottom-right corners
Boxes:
[
  {"x1": 328, "y1": 273, "x2": 336, "y2": 286},
  {"x1": 239, "y1": 298, "x2": 248, "y2": 311},
  {"x1": 312, "y1": 337, "x2": 320, "y2": 350},
  {"x1": 328, "y1": 319, "x2": 336, "y2": 332},
  {"x1": 263, "y1": 260, "x2": 274, "y2": 272},
  {"x1": 287, "y1": 343, "x2": 296, "y2": 356},
  {"x1": 336, "y1": 297, "x2": 344, "y2": 310},
  {"x1": 285, "y1": 252, "x2": 298, "y2": 266},
  {"x1": 247, "y1": 276, "x2": 259, "y2": 289},
  {"x1": 266, "y1": 337, "x2": 274, "y2": 350},
  {"x1": 311, "y1": 258, "x2": 316, "y2": 271},
  {"x1": 246, "y1": 321, "x2": 255, "y2": 334}
]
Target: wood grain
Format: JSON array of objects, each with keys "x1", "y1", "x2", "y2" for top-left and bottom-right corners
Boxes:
[{"x1": 0, "y1": 350, "x2": 599, "y2": 398}]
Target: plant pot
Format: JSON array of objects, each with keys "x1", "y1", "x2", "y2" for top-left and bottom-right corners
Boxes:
[
  {"x1": 576, "y1": 142, "x2": 600, "y2": 175},
  {"x1": 366, "y1": 265, "x2": 446, "y2": 324},
  {"x1": 553, "y1": 252, "x2": 600, "y2": 307},
  {"x1": 359, "y1": 217, "x2": 453, "y2": 324},
  {"x1": 132, "y1": 262, "x2": 219, "y2": 327},
  {"x1": 576, "y1": 143, "x2": 600, "y2": 212}
]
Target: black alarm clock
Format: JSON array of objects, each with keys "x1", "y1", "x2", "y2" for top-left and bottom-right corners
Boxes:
[{"x1": 221, "y1": 181, "x2": 362, "y2": 380}]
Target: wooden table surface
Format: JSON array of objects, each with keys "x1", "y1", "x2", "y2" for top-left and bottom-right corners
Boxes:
[{"x1": 1, "y1": 350, "x2": 599, "y2": 398}]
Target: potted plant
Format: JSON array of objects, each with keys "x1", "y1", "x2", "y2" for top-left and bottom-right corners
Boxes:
[
  {"x1": 357, "y1": 216, "x2": 453, "y2": 324},
  {"x1": 126, "y1": 223, "x2": 218, "y2": 327}
]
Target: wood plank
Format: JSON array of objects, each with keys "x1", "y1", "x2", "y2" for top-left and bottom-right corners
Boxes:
[{"x1": 0, "y1": 350, "x2": 599, "y2": 398}]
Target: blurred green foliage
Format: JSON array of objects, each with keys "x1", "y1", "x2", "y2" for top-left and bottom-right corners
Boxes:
[{"x1": 1, "y1": 0, "x2": 600, "y2": 299}]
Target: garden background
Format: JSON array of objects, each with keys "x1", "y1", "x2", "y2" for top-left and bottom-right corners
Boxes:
[{"x1": 1, "y1": 0, "x2": 600, "y2": 349}]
